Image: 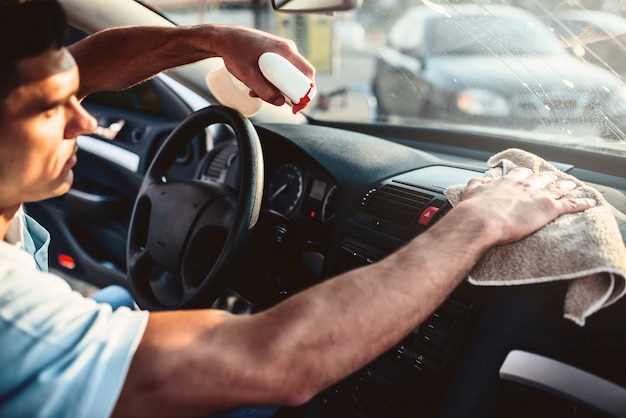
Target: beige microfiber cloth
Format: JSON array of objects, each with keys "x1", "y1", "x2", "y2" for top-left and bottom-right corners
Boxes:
[{"x1": 444, "y1": 148, "x2": 626, "y2": 326}]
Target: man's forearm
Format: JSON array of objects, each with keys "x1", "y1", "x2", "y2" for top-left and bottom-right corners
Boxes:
[
  {"x1": 115, "y1": 204, "x2": 497, "y2": 417},
  {"x1": 68, "y1": 25, "x2": 217, "y2": 99},
  {"x1": 249, "y1": 203, "x2": 498, "y2": 400},
  {"x1": 68, "y1": 24, "x2": 314, "y2": 104}
]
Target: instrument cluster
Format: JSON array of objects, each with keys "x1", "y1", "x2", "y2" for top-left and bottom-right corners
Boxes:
[
  {"x1": 267, "y1": 161, "x2": 337, "y2": 224},
  {"x1": 198, "y1": 139, "x2": 337, "y2": 225}
]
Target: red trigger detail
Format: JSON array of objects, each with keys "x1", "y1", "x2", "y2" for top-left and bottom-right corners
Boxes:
[{"x1": 292, "y1": 83, "x2": 314, "y2": 114}]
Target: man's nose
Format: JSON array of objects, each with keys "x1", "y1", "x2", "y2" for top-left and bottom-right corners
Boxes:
[{"x1": 64, "y1": 96, "x2": 97, "y2": 139}]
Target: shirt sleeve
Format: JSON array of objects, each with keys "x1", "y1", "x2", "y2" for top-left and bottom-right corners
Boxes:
[{"x1": 0, "y1": 242, "x2": 149, "y2": 418}]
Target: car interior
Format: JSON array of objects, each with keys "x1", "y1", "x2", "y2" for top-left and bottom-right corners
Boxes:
[{"x1": 22, "y1": 0, "x2": 626, "y2": 417}]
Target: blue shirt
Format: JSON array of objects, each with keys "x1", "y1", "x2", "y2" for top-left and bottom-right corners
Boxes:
[
  {"x1": 22, "y1": 212, "x2": 50, "y2": 272},
  {"x1": 0, "y1": 212, "x2": 148, "y2": 417}
]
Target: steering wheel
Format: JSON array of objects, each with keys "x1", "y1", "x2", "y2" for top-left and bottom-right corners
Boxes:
[{"x1": 127, "y1": 106, "x2": 263, "y2": 310}]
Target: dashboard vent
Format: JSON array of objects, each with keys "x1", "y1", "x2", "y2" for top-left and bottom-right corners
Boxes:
[{"x1": 364, "y1": 184, "x2": 433, "y2": 226}]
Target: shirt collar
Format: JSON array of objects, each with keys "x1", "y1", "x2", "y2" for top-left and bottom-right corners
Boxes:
[{"x1": 4, "y1": 206, "x2": 25, "y2": 249}]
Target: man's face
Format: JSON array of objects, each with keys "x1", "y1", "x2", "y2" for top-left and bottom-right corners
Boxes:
[{"x1": 0, "y1": 48, "x2": 97, "y2": 208}]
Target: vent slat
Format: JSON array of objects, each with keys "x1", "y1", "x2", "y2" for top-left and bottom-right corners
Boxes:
[
  {"x1": 367, "y1": 198, "x2": 422, "y2": 213},
  {"x1": 364, "y1": 184, "x2": 433, "y2": 226}
]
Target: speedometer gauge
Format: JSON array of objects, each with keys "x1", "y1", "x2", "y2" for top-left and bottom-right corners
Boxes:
[
  {"x1": 268, "y1": 163, "x2": 304, "y2": 214},
  {"x1": 321, "y1": 185, "x2": 338, "y2": 223}
]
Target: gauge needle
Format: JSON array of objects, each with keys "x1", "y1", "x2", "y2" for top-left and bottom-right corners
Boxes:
[{"x1": 270, "y1": 184, "x2": 287, "y2": 201}]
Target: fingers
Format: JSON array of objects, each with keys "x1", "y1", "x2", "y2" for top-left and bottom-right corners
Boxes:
[
  {"x1": 559, "y1": 196, "x2": 597, "y2": 213},
  {"x1": 248, "y1": 43, "x2": 315, "y2": 107},
  {"x1": 465, "y1": 175, "x2": 494, "y2": 190},
  {"x1": 546, "y1": 179, "x2": 597, "y2": 214},
  {"x1": 544, "y1": 179, "x2": 576, "y2": 197},
  {"x1": 458, "y1": 165, "x2": 598, "y2": 246},
  {"x1": 506, "y1": 167, "x2": 560, "y2": 189},
  {"x1": 508, "y1": 169, "x2": 591, "y2": 206},
  {"x1": 249, "y1": 88, "x2": 285, "y2": 106},
  {"x1": 505, "y1": 166, "x2": 533, "y2": 179},
  {"x1": 468, "y1": 167, "x2": 570, "y2": 198},
  {"x1": 251, "y1": 51, "x2": 316, "y2": 107},
  {"x1": 463, "y1": 167, "x2": 597, "y2": 209},
  {"x1": 465, "y1": 167, "x2": 540, "y2": 190}
]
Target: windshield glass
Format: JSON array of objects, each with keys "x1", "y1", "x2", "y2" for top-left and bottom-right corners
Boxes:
[
  {"x1": 145, "y1": 0, "x2": 626, "y2": 157},
  {"x1": 423, "y1": 15, "x2": 564, "y2": 56}
]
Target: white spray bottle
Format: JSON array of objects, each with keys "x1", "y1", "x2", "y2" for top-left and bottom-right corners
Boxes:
[
  {"x1": 205, "y1": 53, "x2": 316, "y2": 116},
  {"x1": 258, "y1": 52, "x2": 317, "y2": 114}
]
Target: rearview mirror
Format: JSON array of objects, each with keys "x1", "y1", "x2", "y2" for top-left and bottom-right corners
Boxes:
[{"x1": 271, "y1": 0, "x2": 362, "y2": 13}]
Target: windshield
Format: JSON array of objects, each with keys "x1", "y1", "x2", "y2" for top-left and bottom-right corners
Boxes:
[
  {"x1": 423, "y1": 15, "x2": 564, "y2": 56},
  {"x1": 145, "y1": 0, "x2": 626, "y2": 157}
]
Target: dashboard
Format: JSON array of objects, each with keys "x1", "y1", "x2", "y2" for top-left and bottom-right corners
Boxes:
[{"x1": 194, "y1": 121, "x2": 626, "y2": 418}]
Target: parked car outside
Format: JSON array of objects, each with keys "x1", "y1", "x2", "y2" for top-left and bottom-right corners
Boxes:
[
  {"x1": 546, "y1": 9, "x2": 626, "y2": 81},
  {"x1": 372, "y1": 4, "x2": 626, "y2": 140}
]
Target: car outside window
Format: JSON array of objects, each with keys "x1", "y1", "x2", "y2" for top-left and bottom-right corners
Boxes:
[
  {"x1": 145, "y1": 0, "x2": 626, "y2": 157},
  {"x1": 423, "y1": 14, "x2": 563, "y2": 56}
]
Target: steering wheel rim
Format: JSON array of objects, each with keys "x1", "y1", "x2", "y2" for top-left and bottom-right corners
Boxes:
[{"x1": 127, "y1": 106, "x2": 263, "y2": 310}]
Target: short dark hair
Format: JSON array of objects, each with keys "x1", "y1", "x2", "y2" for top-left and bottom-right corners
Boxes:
[{"x1": 0, "y1": 0, "x2": 69, "y2": 102}]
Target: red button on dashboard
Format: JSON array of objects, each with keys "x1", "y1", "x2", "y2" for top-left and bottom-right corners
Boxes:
[{"x1": 418, "y1": 206, "x2": 439, "y2": 226}]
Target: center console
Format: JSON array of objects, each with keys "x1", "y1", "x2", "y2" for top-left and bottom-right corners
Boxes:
[{"x1": 310, "y1": 166, "x2": 482, "y2": 417}]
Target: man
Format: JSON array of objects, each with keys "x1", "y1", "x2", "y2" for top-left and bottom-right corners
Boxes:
[
  {"x1": 0, "y1": 1, "x2": 596, "y2": 417},
  {"x1": 6, "y1": 0, "x2": 316, "y2": 312}
]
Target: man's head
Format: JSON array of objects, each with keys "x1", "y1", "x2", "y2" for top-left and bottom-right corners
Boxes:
[
  {"x1": 0, "y1": 0, "x2": 96, "y2": 211},
  {"x1": 0, "y1": 0, "x2": 68, "y2": 103}
]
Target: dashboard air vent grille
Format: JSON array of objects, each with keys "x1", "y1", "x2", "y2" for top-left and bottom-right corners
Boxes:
[{"x1": 364, "y1": 184, "x2": 433, "y2": 226}]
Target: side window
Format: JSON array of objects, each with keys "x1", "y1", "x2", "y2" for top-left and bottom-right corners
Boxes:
[
  {"x1": 68, "y1": 26, "x2": 165, "y2": 116},
  {"x1": 82, "y1": 84, "x2": 165, "y2": 116}
]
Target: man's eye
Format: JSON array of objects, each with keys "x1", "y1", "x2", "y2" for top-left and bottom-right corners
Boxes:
[{"x1": 42, "y1": 105, "x2": 61, "y2": 117}]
